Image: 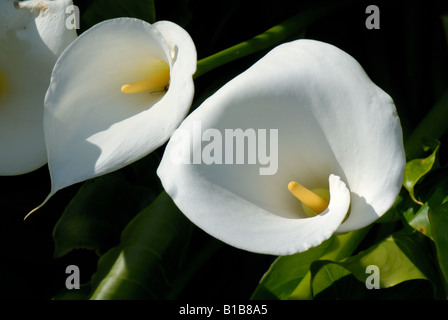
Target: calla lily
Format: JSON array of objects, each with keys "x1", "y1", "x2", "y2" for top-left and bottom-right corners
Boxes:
[
  {"x1": 0, "y1": 0, "x2": 77, "y2": 175},
  {"x1": 34, "y1": 18, "x2": 196, "y2": 211},
  {"x1": 157, "y1": 39, "x2": 405, "y2": 256}
]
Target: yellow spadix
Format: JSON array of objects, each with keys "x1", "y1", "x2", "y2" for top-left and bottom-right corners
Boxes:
[
  {"x1": 288, "y1": 181, "x2": 330, "y2": 217},
  {"x1": 121, "y1": 62, "x2": 170, "y2": 94}
]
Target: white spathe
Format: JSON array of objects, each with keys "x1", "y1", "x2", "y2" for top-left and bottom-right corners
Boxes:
[
  {"x1": 0, "y1": 0, "x2": 77, "y2": 175},
  {"x1": 38, "y1": 18, "x2": 196, "y2": 210},
  {"x1": 157, "y1": 39, "x2": 405, "y2": 256}
]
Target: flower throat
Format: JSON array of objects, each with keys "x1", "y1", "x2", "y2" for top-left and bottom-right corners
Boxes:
[{"x1": 121, "y1": 61, "x2": 170, "y2": 94}]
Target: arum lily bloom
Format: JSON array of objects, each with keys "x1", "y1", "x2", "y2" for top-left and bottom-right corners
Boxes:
[
  {"x1": 0, "y1": 0, "x2": 77, "y2": 175},
  {"x1": 30, "y1": 18, "x2": 196, "y2": 214},
  {"x1": 157, "y1": 39, "x2": 405, "y2": 255}
]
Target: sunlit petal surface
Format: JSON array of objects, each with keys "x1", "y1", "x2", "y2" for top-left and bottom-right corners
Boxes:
[{"x1": 158, "y1": 39, "x2": 405, "y2": 255}]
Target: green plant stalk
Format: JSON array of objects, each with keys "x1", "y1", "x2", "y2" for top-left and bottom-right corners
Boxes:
[
  {"x1": 192, "y1": 2, "x2": 448, "y2": 163},
  {"x1": 194, "y1": 1, "x2": 348, "y2": 79},
  {"x1": 405, "y1": 88, "x2": 448, "y2": 159}
]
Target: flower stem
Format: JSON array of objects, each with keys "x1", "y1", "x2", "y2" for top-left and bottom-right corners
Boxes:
[{"x1": 193, "y1": 1, "x2": 349, "y2": 79}]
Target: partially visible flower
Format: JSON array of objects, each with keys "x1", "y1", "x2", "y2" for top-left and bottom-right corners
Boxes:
[
  {"x1": 32, "y1": 18, "x2": 196, "y2": 212},
  {"x1": 0, "y1": 0, "x2": 77, "y2": 175},
  {"x1": 157, "y1": 39, "x2": 405, "y2": 255}
]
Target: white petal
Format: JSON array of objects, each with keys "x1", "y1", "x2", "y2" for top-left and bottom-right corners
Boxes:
[
  {"x1": 0, "y1": 0, "x2": 77, "y2": 175},
  {"x1": 160, "y1": 145, "x2": 350, "y2": 255},
  {"x1": 265, "y1": 40, "x2": 405, "y2": 232},
  {"x1": 43, "y1": 18, "x2": 196, "y2": 195},
  {"x1": 157, "y1": 39, "x2": 404, "y2": 254}
]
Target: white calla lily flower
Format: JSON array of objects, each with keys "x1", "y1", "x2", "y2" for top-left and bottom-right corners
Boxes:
[
  {"x1": 157, "y1": 39, "x2": 405, "y2": 256},
  {"x1": 0, "y1": 0, "x2": 77, "y2": 175},
  {"x1": 31, "y1": 18, "x2": 196, "y2": 213}
]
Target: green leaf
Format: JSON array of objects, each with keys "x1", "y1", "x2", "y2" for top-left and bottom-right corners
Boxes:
[
  {"x1": 403, "y1": 142, "x2": 439, "y2": 205},
  {"x1": 400, "y1": 164, "x2": 448, "y2": 241},
  {"x1": 429, "y1": 202, "x2": 448, "y2": 288},
  {"x1": 312, "y1": 275, "x2": 433, "y2": 300},
  {"x1": 417, "y1": 167, "x2": 448, "y2": 209},
  {"x1": 310, "y1": 262, "x2": 352, "y2": 297},
  {"x1": 251, "y1": 227, "x2": 369, "y2": 300},
  {"x1": 310, "y1": 231, "x2": 442, "y2": 298},
  {"x1": 402, "y1": 204, "x2": 432, "y2": 239},
  {"x1": 53, "y1": 154, "x2": 162, "y2": 257},
  {"x1": 250, "y1": 237, "x2": 333, "y2": 300},
  {"x1": 88, "y1": 191, "x2": 193, "y2": 300},
  {"x1": 399, "y1": 165, "x2": 448, "y2": 239},
  {"x1": 53, "y1": 173, "x2": 145, "y2": 257}
]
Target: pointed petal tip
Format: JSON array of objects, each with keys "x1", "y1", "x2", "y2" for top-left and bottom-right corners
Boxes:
[{"x1": 24, "y1": 191, "x2": 55, "y2": 221}]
